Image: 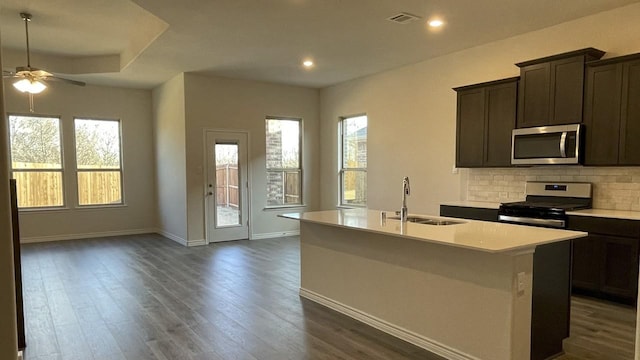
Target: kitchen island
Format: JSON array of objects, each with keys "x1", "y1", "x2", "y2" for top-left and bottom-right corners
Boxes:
[{"x1": 281, "y1": 209, "x2": 587, "y2": 360}]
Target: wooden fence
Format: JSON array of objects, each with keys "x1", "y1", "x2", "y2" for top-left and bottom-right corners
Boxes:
[
  {"x1": 216, "y1": 165, "x2": 239, "y2": 208},
  {"x1": 77, "y1": 171, "x2": 122, "y2": 205},
  {"x1": 284, "y1": 172, "x2": 300, "y2": 204},
  {"x1": 13, "y1": 171, "x2": 121, "y2": 208}
]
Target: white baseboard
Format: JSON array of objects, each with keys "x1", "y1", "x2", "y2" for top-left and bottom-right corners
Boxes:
[
  {"x1": 187, "y1": 239, "x2": 206, "y2": 247},
  {"x1": 299, "y1": 288, "x2": 478, "y2": 360},
  {"x1": 251, "y1": 230, "x2": 300, "y2": 240},
  {"x1": 156, "y1": 230, "x2": 205, "y2": 247},
  {"x1": 156, "y1": 229, "x2": 188, "y2": 246},
  {"x1": 21, "y1": 228, "x2": 156, "y2": 244}
]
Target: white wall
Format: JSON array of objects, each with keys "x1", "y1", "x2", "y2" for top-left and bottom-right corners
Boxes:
[
  {"x1": 319, "y1": 3, "x2": 640, "y2": 215},
  {"x1": 0, "y1": 26, "x2": 19, "y2": 359},
  {"x1": 4, "y1": 81, "x2": 156, "y2": 241},
  {"x1": 152, "y1": 74, "x2": 188, "y2": 242},
  {"x1": 183, "y1": 73, "x2": 320, "y2": 241}
]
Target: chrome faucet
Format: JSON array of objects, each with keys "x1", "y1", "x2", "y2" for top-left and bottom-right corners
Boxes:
[{"x1": 400, "y1": 176, "x2": 410, "y2": 222}]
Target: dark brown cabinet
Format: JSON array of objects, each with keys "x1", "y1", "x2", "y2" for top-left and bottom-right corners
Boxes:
[
  {"x1": 572, "y1": 235, "x2": 601, "y2": 292},
  {"x1": 601, "y1": 236, "x2": 639, "y2": 299},
  {"x1": 439, "y1": 205, "x2": 498, "y2": 222},
  {"x1": 584, "y1": 53, "x2": 640, "y2": 165},
  {"x1": 568, "y1": 215, "x2": 640, "y2": 305},
  {"x1": 516, "y1": 48, "x2": 604, "y2": 128},
  {"x1": 454, "y1": 77, "x2": 518, "y2": 168}
]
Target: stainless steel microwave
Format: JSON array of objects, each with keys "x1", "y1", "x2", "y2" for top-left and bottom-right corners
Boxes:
[{"x1": 511, "y1": 124, "x2": 582, "y2": 165}]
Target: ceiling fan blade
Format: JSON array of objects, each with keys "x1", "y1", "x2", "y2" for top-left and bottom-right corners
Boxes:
[
  {"x1": 31, "y1": 69, "x2": 53, "y2": 78},
  {"x1": 3, "y1": 70, "x2": 16, "y2": 77},
  {"x1": 46, "y1": 75, "x2": 86, "y2": 87}
]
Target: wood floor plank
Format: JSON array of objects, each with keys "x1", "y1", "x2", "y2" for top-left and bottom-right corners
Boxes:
[
  {"x1": 20, "y1": 234, "x2": 637, "y2": 360},
  {"x1": 564, "y1": 295, "x2": 636, "y2": 359},
  {"x1": 53, "y1": 322, "x2": 93, "y2": 360},
  {"x1": 105, "y1": 321, "x2": 162, "y2": 360}
]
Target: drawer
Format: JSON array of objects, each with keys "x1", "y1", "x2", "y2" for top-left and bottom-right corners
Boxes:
[{"x1": 440, "y1": 205, "x2": 498, "y2": 222}]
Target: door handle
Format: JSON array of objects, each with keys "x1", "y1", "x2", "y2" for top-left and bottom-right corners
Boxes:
[{"x1": 560, "y1": 132, "x2": 567, "y2": 158}]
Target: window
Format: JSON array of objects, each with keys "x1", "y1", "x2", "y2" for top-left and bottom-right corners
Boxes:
[
  {"x1": 74, "y1": 118, "x2": 123, "y2": 206},
  {"x1": 9, "y1": 115, "x2": 64, "y2": 208},
  {"x1": 265, "y1": 117, "x2": 302, "y2": 206},
  {"x1": 340, "y1": 115, "x2": 367, "y2": 206}
]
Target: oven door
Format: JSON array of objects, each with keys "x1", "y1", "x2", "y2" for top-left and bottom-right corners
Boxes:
[{"x1": 511, "y1": 124, "x2": 581, "y2": 165}]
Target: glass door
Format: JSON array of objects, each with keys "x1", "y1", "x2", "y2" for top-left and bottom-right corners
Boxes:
[{"x1": 206, "y1": 131, "x2": 249, "y2": 242}]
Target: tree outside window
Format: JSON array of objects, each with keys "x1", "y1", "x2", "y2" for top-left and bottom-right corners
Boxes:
[
  {"x1": 9, "y1": 115, "x2": 64, "y2": 208},
  {"x1": 74, "y1": 118, "x2": 123, "y2": 206},
  {"x1": 340, "y1": 115, "x2": 367, "y2": 206}
]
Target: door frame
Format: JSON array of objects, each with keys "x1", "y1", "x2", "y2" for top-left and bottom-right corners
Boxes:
[{"x1": 203, "y1": 128, "x2": 252, "y2": 244}]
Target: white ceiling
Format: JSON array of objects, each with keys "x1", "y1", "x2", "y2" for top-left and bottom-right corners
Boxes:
[{"x1": 1, "y1": 0, "x2": 639, "y2": 89}]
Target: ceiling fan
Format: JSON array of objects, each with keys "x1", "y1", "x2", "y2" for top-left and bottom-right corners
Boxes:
[{"x1": 2, "y1": 12, "x2": 86, "y2": 111}]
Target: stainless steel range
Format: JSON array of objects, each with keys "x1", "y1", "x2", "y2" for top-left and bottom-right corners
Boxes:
[{"x1": 498, "y1": 182, "x2": 592, "y2": 228}]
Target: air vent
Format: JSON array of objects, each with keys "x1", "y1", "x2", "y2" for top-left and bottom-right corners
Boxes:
[{"x1": 387, "y1": 12, "x2": 422, "y2": 24}]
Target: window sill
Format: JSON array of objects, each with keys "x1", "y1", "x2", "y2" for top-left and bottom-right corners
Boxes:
[
  {"x1": 75, "y1": 204, "x2": 128, "y2": 211},
  {"x1": 263, "y1": 205, "x2": 307, "y2": 211},
  {"x1": 18, "y1": 203, "x2": 128, "y2": 213},
  {"x1": 18, "y1": 207, "x2": 70, "y2": 213}
]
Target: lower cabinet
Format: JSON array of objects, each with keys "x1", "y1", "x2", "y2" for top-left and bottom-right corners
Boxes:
[
  {"x1": 572, "y1": 234, "x2": 639, "y2": 304},
  {"x1": 568, "y1": 216, "x2": 640, "y2": 305},
  {"x1": 571, "y1": 235, "x2": 601, "y2": 292},
  {"x1": 602, "y1": 236, "x2": 640, "y2": 299}
]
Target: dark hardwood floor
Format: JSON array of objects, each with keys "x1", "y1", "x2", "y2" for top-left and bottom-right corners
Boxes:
[
  {"x1": 19, "y1": 234, "x2": 638, "y2": 360},
  {"x1": 560, "y1": 296, "x2": 636, "y2": 360},
  {"x1": 20, "y1": 234, "x2": 445, "y2": 360}
]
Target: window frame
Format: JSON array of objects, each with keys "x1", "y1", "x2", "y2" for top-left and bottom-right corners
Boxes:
[
  {"x1": 8, "y1": 113, "x2": 67, "y2": 210},
  {"x1": 264, "y1": 116, "x2": 304, "y2": 208},
  {"x1": 339, "y1": 114, "x2": 367, "y2": 208},
  {"x1": 73, "y1": 117, "x2": 125, "y2": 208}
]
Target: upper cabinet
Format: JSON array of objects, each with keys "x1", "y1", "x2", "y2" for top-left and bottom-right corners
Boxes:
[
  {"x1": 516, "y1": 48, "x2": 605, "y2": 128},
  {"x1": 454, "y1": 77, "x2": 518, "y2": 168},
  {"x1": 584, "y1": 53, "x2": 640, "y2": 165}
]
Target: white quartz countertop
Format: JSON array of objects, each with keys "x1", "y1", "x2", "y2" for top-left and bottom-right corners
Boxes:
[
  {"x1": 281, "y1": 209, "x2": 586, "y2": 254},
  {"x1": 566, "y1": 208, "x2": 640, "y2": 220}
]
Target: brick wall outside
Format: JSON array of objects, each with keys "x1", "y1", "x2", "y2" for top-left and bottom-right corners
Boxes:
[{"x1": 266, "y1": 129, "x2": 284, "y2": 205}]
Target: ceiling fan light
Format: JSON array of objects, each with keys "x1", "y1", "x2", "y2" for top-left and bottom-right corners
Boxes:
[{"x1": 13, "y1": 78, "x2": 46, "y2": 94}]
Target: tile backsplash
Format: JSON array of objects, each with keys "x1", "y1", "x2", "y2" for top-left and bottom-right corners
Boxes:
[{"x1": 466, "y1": 167, "x2": 640, "y2": 211}]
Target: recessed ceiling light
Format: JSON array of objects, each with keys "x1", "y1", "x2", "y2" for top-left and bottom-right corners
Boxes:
[
  {"x1": 303, "y1": 60, "x2": 314, "y2": 68},
  {"x1": 428, "y1": 19, "x2": 444, "y2": 28}
]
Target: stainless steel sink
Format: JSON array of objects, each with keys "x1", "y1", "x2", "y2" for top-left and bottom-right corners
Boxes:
[{"x1": 387, "y1": 216, "x2": 465, "y2": 226}]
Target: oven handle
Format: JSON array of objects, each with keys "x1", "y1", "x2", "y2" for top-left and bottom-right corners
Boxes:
[
  {"x1": 560, "y1": 131, "x2": 567, "y2": 158},
  {"x1": 498, "y1": 215, "x2": 566, "y2": 228}
]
